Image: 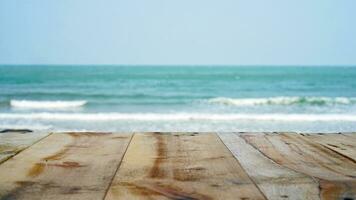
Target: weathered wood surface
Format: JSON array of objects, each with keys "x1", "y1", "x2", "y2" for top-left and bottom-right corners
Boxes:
[
  {"x1": 105, "y1": 132, "x2": 266, "y2": 200},
  {"x1": 0, "y1": 131, "x2": 49, "y2": 164},
  {"x1": 0, "y1": 132, "x2": 355, "y2": 200},
  {"x1": 302, "y1": 133, "x2": 356, "y2": 162},
  {"x1": 0, "y1": 132, "x2": 132, "y2": 200},
  {"x1": 240, "y1": 132, "x2": 356, "y2": 200},
  {"x1": 218, "y1": 132, "x2": 320, "y2": 200}
]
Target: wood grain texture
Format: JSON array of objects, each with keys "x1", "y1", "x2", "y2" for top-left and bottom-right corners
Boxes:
[
  {"x1": 105, "y1": 132, "x2": 266, "y2": 200},
  {"x1": 218, "y1": 132, "x2": 320, "y2": 200},
  {"x1": 0, "y1": 131, "x2": 49, "y2": 164},
  {"x1": 340, "y1": 132, "x2": 356, "y2": 138},
  {"x1": 303, "y1": 133, "x2": 356, "y2": 161},
  {"x1": 241, "y1": 133, "x2": 356, "y2": 200},
  {"x1": 0, "y1": 132, "x2": 132, "y2": 200}
]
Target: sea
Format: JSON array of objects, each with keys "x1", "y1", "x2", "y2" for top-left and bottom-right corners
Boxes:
[{"x1": 0, "y1": 65, "x2": 355, "y2": 133}]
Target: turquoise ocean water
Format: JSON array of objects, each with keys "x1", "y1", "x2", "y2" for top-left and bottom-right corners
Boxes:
[{"x1": 0, "y1": 65, "x2": 356, "y2": 132}]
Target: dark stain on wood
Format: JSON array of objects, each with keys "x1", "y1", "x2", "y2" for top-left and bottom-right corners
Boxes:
[
  {"x1": 27, "y1": 161, "x2": 82, "y2": 177},
  {"x1": 149, "y1": 183, "x2": 213, "y2": 200},
  {"x1": 203, "y1": 156, "x2": 226, "y2": 161},
  {"x1": 43, "y1": 148, "x2": 69, "y2": 161},
  {"x1": 210, "y1": 184, "x2": 220, "y2": 188},
  {"x1": 3, "y1": 181, "x2": 98, "y2": 199},
  {"x1": 50, "y1": 161, "x2": 84, "y2": 168},
  {"x1": 27, "y1": 163, "x2": 45, "y2": 177},
  {"x1": 319, "y1": 180, "x2": 356, "y2": 200},
  {"x1": 112, "y1": 136, "x2": 129, "y2": 139},
  {"x1": 228, "y1": 179, "x2": 251, "y2": 185},
  {"x1": 118, "y1": 182, "x2": 161, "y2": 196},
  {"x1": 120, "y1": 182, "x2": 213, "y2": 200},
  {"x1": 26, "y1": 134, "x2": 83, "y2": 178},
  {"x1": 1, "y1": 181, "x2": 60, "y2": 200},
  {"x1": 149, "y1": 133, "x2": 167, "y2": 178},
  {"x1": 173, "y1": 171, "x2": 200, "y2": 182},
  {"x1": 65, "y1": 144, "x2": 89, "y2": 149},
  {"x1": 0, "y1": 182, "x2": 32, "y2": 200},
  {"x1": 43, "y1": 132, "x2": 86, "y2": 161},
  {"x1": 68, "y1": 132, "x2": 110, "y2": 137},
  {"x1": 187, "y1": 167, "x2": 205, "y2": 171},
  {"x1": 15, "y1": 181, "x2": 36, "y2": 186},
  {"x1": 173, "y1": 167, "x2": 206, "y2": 182},
  {"x1": 61, "y1": 186, "x2": 82, "y2": 194}
]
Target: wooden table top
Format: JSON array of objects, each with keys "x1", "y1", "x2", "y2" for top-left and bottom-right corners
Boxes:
[{"x1": 0, "y1": 131, "x2": 355, "y2": 200}]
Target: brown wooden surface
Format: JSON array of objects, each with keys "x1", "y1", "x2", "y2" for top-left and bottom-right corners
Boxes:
[
  {"x1": 241, "y1": 132, "x2": 356, "y2": 200},
  {"x1": 302, "y1": 133, "x2": 356, "y2": 162},
  {"x1": 0, "y1": 131, "x2": 49, "y2": 164},
  {"x1": 218, "y1": 132, "x2": 320, "y2": 200},
  {"x1": 105, "y1": 132, "x2": 266, "y2": 200},
  {"x1": 0, "y1": 132, "x2": 132, "y2": 200},
  {"x1": 0, "y1": 132, "x2": 355, "y2": 200}
]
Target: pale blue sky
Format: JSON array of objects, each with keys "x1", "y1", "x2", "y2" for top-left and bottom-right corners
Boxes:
[{"x1": 0, "y1": 0, "x2": 355, "y2": 65}]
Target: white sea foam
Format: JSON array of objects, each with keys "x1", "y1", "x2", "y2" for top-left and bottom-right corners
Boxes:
[
  {"x1": 0, "y1": 123, "x2": 52, "y2": 130},
  {"x1": 10, "y1": 100, "x2": 87, "y2": 109},
  {"x1": 0, "y1": 112, "x2": 355, "y2": 122},
  {"x1": 207, "y1": 97, "x2": 356, "y2": 106}
]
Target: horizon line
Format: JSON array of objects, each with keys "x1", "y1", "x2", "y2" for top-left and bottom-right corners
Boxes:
[{"x1": 1, "y1": 64, "x2": 356, "y2": 67}]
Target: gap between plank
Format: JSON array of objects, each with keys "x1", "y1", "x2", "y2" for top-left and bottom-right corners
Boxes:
[
  {"x1": 0, "y1": 132, "x2": 53, "y2": 165},
  {"x1": 102, "y1": 133, "x2": 135, "y2": 200},
  {"x1": 216, "y1": 132, "x2": 269, "y2": 200},
  {"x1": 238, "y1": 133, "x2": 321, "y2": 185}
]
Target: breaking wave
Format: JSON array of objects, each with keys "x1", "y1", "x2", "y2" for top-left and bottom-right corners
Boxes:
[
  {"x1": 10, "y1": 100, "x2": 87, "y2": 109},
  {"x1": 207, "y1": 97, "x2": 356, "y2": 106}
]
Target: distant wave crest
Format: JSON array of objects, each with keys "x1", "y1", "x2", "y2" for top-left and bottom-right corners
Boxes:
[
  {"x1": 207, "y1": 97, "x2": 356, "y2": 106},
  {"x1": 0, "y1": 113, "x2": 355, "y2": 122},
  {"x1": 10, "y1": 100, "x2": 87, "y2": 109}
]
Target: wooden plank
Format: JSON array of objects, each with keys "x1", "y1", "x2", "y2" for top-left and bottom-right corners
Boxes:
[
  {"x1": 105, "y1": 132, "x2": 266, "y2": 200},
  {"x1": 241, "y1": 133, "x2": 356, "y2": 200},
  {"x1": 341, "y1": 132, "x2": 356, "y2": 141},
  {"x1": 303, "y1": 133, "x2": 356, "y2": 162},
  {"x1": 0, "y1": 131, "x2": 50, "y2": 164},
  {"x1": 218, "y1": 132, "x2": 320, "y2": 200},
  {"x1": 0, "y1": 132, "x2": 132, "y2": 200}
]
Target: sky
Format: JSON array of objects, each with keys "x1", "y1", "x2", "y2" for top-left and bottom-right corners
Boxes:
[{"x1": 0, "y1": 0, "x2": 355, "y2": 65}]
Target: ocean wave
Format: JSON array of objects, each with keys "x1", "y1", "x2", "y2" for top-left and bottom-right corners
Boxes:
[
  {"x1": 0, "y1": 123, "x2": 52, "y2": 130},
  {"x1": 207, "y1": 97, "x2": 356, "y2": 106},
  {"x1": 10, "y1": 100, "x2": 87, "y2": 109},
  {"x1": 0, "y1": 113, "x2": 355, "y2": 122}
]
